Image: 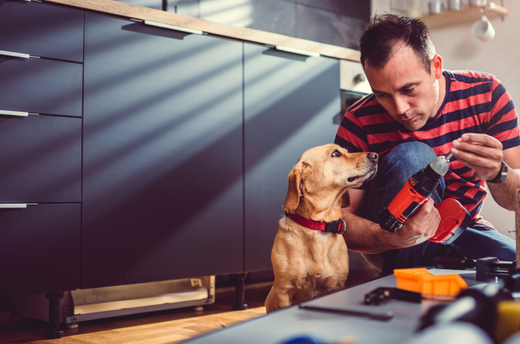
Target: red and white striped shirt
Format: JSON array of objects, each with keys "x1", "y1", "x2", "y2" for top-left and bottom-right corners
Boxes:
[{"x1": 335, "y1": 70, "x2": 520, "y2": 223}]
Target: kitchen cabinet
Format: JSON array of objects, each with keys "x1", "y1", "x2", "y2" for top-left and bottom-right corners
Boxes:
[
  {"x1": 0, "y1": 204, "x2": 81, "y2": 296},
  {"x1": 0, "y1": 0, "x2": 83, "y2": 299},
  {"x1": 0, "y1": 115, "x2": 81, "y2": 203},
  {"x1": 243, "y1": 45, "x2": 341, "y2": 272},
  {"x1": 0, "y1": 55, "x2": 82, "y2": 117},
  {"x1": 82, "y1": 12, "x2": 244, "y2": 289},
  {"x1": 0, "y1": 0, "x2": 83, "y2": 63},
  {"x1": 1, "y1": 0, "x2": 344, "y2": 302}
]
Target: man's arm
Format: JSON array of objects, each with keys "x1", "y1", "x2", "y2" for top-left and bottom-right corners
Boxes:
[
  {"x1": 451, "y1": 133, "x2": 520, "y2": 211},
  {"x1": 341, "y1": 189, "x2": 440, "y2": 254}
]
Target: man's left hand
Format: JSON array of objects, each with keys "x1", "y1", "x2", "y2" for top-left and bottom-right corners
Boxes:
[{"x1": 450, "y1": 133, "x2": 503, "y2": 181}]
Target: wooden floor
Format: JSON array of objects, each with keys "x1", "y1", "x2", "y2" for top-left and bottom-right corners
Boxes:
[
  {"x1": 0, "y1": 284, "x2": 271, "y2": 344},
  {"x1": 0, "y1": 257, "x2": 380, "y2": 344}
]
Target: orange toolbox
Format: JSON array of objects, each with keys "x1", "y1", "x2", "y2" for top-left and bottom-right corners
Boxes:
[{"x1": 394, "y1": 268, "x2": 468, "y2": 296}]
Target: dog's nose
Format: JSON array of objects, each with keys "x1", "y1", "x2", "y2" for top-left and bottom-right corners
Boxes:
[{"x1": 368, "y1": 152, "x2": 378, "y2": 161}]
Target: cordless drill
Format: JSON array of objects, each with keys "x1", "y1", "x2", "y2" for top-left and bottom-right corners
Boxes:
[{"x1": 378, "y1": 153, "x2": 470, "y2": 245}]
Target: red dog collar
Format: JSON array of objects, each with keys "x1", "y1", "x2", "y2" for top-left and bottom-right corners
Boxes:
[{"x1": 285, "y1": 212, "x2": 346, "y2": 235}]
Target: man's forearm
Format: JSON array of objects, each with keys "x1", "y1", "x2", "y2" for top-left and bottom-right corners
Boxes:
[
  {"x1": 488, "y1": 164, "x2": 520, "y2": 211},
  {"x1": 341, "y1": 208, "x2": 397, "y2": 254}
]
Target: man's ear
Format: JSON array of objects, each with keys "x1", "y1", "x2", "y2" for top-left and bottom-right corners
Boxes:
[
  {"x1": 432, "y1": 54, "x2": 443, "y2": 79},
  {"x1": 341, "y1": 190, "x2": 351, "y2": 208},
  {"x1": 283, "y1": 161, "x2": 310, "y2": 213}
]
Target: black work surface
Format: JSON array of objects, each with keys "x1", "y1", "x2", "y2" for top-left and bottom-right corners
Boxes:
[{"x1": 181, "y1": 273, "x2": 472, "y2": 344}]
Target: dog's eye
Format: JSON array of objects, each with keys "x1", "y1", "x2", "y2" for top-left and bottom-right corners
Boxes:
[
  {"x1": 347, "y1": 176, "x2": 357, "y2": 183},
  {"x1": 331, "y1": 150, "x2": 342, "y2": 158}
]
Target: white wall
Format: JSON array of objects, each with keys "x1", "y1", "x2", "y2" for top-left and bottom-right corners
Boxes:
[{"x1": 371, "y1": 0, "x2": 518, "y2": 238}]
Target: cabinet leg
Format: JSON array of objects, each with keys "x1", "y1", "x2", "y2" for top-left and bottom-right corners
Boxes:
[
  {"x1": 232, "y1": 273, "x2": 248, "y2": 310},
  {"x1": 45, "y1": 292, "x2": 64, "y2": 339}
]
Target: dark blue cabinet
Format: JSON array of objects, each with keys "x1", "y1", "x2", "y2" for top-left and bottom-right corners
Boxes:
[
  {"x1": 0, "y1": 0, "x2": 84, "y2": 63},
  {"x1": 0, "y1": 0, "x2": 83, "y2": 297},
  {"x1": 0, "y1": 0, "x2": 343, "y2": 297},
  {"x1": 0, "y1": 56, "x2": 82, "y2": 117},
  {"x1": 0, "y1": 204, "x2": 81, "y2": 296},
  {"x1": 0, "y1": 115, "x2": 81, "y2": 203},
  {"x1": 82, "y1": 12, "x2": 244, "y2": 288},
  {"x1": 243, "y1": 45, "x2": 341, "y2": 272}
]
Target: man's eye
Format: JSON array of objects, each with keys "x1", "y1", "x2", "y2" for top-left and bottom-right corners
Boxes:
[
  {"x1": 331, "y1": 150, "x2": 342, "y2": 157},
  {"x1": 402, "y1": 87, "x2": 415, "y2": 94}
]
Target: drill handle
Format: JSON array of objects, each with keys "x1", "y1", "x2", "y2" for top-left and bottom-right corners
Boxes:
[{"x1": 429, "y1": 198, "x2": 471, "y2": 245}]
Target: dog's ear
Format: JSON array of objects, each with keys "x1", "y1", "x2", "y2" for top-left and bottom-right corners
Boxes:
[
  {"x1": 341, "y1": 190, "x2": 351, "y2": 208},
  {"x1": 283, "y1": 161, "x2": 310, "y2": 213}
]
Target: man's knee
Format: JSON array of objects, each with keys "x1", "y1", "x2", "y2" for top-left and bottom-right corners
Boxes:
[
  {"x1": 385, "y1": 142, "x2": 436, "y2": 169},
  {"x1": 378, "y1": 142, "x2": 437, "y2": 182}
]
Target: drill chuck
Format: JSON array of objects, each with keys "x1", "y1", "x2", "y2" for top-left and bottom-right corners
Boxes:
[{"x1": 378, "y1": 153, "x2": 454, "y2": 235}]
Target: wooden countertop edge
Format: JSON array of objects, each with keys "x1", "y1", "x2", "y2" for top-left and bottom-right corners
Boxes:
[{"x1": 42, "y1": 0, "x2": 360, "y2": 62}]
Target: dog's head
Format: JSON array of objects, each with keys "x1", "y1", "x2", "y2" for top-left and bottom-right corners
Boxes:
[{"x1": 283, "y1": 144, "x2": 378, "y2": 215}]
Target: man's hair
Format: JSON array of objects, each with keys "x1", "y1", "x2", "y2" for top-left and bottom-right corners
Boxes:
[{"x1": 359, "y1": 14, "x2": 436, "y2": 73}]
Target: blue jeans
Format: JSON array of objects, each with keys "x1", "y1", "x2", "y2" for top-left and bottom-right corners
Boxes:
[{"x1": 361, "y1": 142, "x2": 516, "y2": 276}]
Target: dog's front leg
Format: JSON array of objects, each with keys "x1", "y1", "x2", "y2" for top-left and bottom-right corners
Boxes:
[{"x1": 266, "y1": 282, "x2": 294, "y2": 312}]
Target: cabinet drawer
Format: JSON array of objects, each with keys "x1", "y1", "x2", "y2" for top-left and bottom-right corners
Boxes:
[
  {"x1": 0, "y1": 0, "x2": 83, "y2": 62},
  {"x1": 0, "y1": 203, "x2": 80, "y2": 296},
  {"x1": 0, "y1": 56, "x2": 82, "y2": 117},
  {"x1": 0, "y1": 115, "x2": 81, "y2": 203}
]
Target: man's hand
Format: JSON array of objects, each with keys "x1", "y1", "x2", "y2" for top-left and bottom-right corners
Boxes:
[
  {"x1": 342, "y1": 190, "x2": 441, "y2": 254},
  {"x1": 389, "y1": 198, "x2": 440, "y2": 248},
  {"x1": 450, "y1": 133, "x2": 503, "y2": 181}
]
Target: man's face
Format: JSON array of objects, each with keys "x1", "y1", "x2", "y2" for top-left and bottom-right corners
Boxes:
[{"x1": 364, "y1": 44, "x2": 444, "y2": 131}]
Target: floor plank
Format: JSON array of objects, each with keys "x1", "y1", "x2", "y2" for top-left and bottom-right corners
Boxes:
[
  {"x1": 0, "y1": 285, "x2": 270, "y2": 344},
  {"x1": 0, "y1": 256, "x2": 379, "y2": 344}
]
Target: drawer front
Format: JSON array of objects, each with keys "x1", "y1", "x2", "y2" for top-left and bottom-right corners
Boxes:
[
  {"x1": 0, "y1": 0, "x2": 83, "y2": 62},
  {"x1": 0, "y1": 56, "x2": 82, "y2": 117},
  {"x1": 0, "y1": 115, "x2": 81, "y2": 203},
  {"x1": 0, "y1": 204, "x2": 80, "y2": 296}
]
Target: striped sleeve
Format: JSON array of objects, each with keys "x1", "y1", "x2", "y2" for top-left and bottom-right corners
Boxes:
[
  {"x1": 335, "y1": 95, "x2": 373, "y2": 153},
  {"x1": 487, "y1": 78, "x2": 520, "y2": 149}
]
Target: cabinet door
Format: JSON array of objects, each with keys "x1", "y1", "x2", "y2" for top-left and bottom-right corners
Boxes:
[
  {"x1": 0, "y1": 0, "x2": 83, "y2": 62},
  {"x1": 0, "y1": 115, "x2": 81, "y2": 203},
  {"x1": 244, "y1": 44, "x2": 341, "y2": 272},
  {"x1": 0, "y1": 204, "x2": 81, "y2": 296},
  {"x1": 0, "y1": 56, "x2": 83, "y2": 117},
  {"x1": 83, "y1": 12, "x2": 243, "y2": 288}
]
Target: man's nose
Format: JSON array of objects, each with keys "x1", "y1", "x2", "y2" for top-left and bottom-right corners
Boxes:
[{"x1": 393, "y1": 96, "x2": 409, "y2": 115}]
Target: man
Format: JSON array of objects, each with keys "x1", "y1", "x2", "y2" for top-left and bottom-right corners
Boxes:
[{"x1": 335, "y1": 14, "x2": 520, "y2": 275}]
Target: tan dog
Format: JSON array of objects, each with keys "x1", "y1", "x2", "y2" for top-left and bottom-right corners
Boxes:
[{"x1": 264, "y1": 144, "x2": 378, "y2": 313}]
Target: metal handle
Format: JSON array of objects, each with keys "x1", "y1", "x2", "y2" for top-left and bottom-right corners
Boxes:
[
  {"x1": 0, "y1": 110, "x2": 31, "y2": 117},
  {"x1": 143, "y1": 20, "x2": 203, "y2": 35},
  {"x1": 0, "y1": 50, "x2": 31, "y2": 59},
  {"x1": 275, "y1": 45, "x2": 320, "y2": 58},
  {"x1": 0, "y1": 203, "x2": 31, "y2": 209}
]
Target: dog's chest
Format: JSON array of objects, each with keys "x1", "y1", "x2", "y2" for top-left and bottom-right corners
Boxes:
[{"x1": 305, "y1": 236, "x2": 348, "y2": 286}]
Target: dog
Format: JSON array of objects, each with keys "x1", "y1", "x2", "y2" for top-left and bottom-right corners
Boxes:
[{"x1": 264, "y1": 143, "x2": 378, "y2": 313}]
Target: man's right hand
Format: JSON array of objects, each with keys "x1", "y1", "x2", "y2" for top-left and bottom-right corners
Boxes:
[
  {"x1": 342, "y1": 189, "x2": 441, "y2": 254},
  {"x1": 389, "y1": 198, "x2": 440, "y2": 248}
]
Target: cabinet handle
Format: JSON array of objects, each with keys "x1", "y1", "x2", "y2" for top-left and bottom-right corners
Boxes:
[
  {"x1": 275, "y1": 46, "x2": 320, "y2": 58},
  {"x1": 0, "y1": 110, "x2": 39, "y2": 117},
  {"x1": 0, "y1": 50, "x2": 31, "y2": 59},
  {"x1": 0, "y1": 203, "x2": 35, "y2": 209},
  {"x1": 143, "y1": 20, "x2": 203, "y2": 35}
]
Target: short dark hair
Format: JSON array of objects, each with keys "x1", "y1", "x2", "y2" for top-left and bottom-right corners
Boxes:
[{"x1": 359, "y1": 14, "x2": 435, "y2": 73}]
